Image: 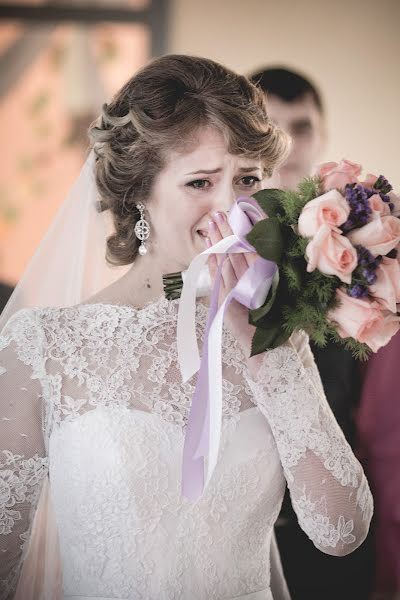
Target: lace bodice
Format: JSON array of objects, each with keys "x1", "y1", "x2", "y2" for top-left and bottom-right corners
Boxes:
[{"x1": 0, "y1": 297, "x2": 373, "y2": 599}]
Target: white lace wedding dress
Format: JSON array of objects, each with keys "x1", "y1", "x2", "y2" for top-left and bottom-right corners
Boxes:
[{"x1": 0, "y1": 297, "x2": 373, "y2": 600}]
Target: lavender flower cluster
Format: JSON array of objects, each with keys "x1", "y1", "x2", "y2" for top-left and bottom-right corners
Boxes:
[
  {"x1": 342, "y1": 185, "x2": 374, "y2": 231},
  {"x1": 348, "y1": 245, "x2": 382, "y2": 299},
  {"x1": 341, "y1": 176, "x2": 394, "y2": 233}
]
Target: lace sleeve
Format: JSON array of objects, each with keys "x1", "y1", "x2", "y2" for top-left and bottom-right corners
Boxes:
[
  {"x1": 0, "y1": 310, "x2": 49, "y2": 600},
  {"x1": 245, "y1": 331, "x2": 373, "y2": 557}
]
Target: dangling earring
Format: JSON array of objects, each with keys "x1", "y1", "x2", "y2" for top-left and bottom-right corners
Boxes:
[{"x1": 134, "y1": 202, "x2": 150, "y2": 256}]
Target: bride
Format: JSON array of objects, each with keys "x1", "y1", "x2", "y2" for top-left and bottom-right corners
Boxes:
[{"x1": 0, "y1": 54, "x2": 372, "y2": 600}]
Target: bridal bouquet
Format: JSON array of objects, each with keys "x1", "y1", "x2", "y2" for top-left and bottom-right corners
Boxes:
[{"x1": 244, "y1": 160, "x2": 400, "y2": 358}]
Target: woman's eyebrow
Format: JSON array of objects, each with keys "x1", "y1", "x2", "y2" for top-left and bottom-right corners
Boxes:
[
  {"x1": 185, "y1": 168, "x2": 222, "y2": 175},
  {"x1": 185, "y1": 166, "x2": 261, "y2": 176},
  {"x1": 238, "y1": 166, "x2": 262, "y2": 173}
]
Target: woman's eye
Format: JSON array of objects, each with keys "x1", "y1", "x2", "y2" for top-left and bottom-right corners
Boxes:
[
  {"x1": 240, "y1": 176, "x2": 261, "y2": 187},
  {"x1": 187, "y1": 179, "x2": 210, "y2": 190}
]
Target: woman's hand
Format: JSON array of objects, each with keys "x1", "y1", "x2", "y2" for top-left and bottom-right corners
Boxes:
[{"x1": 206, "y1": 211, "x2": 258, "y2": 358}]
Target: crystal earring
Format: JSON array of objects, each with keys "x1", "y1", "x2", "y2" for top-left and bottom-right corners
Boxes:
[{"x1": 134, "y1": 202, "x2": 150, "y2": 256}]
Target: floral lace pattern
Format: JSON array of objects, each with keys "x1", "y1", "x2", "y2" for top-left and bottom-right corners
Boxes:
[
  {"x1": 244, "y1": 337, "x2": 373, "y2": 555},
  {"x1": 0, "y1": 451, "x2": 48, "y2": 535},
  {"x1": 0, "y1": 298, "x2": 373, "y2": 598},
  {"x1": 0, "y1": 451, "x2": 49, "y2": 599}
]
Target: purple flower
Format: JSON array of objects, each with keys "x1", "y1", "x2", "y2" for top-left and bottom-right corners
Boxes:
[
  {"x1": 355, "y1": 245, "x2": 378, "y2": 270},
  {"x1": 342, "y1": 184, "x2": 374, "y2": 231},
  {"x1": 348, "y1": 284, "x2": 369, "y2": 298},
  {"x1": 362, "y1": 269, "x2": 377, "y2": 285},
  {"x1": 350, "y1": 245, "x2": 381, "y2": 292}
]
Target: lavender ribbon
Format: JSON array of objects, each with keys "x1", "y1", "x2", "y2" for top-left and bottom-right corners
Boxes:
[{"x1": 180, "y1": 197, "x2": 277, "y2": 500}]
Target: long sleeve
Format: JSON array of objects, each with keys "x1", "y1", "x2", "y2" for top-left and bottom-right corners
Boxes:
[
  {"x1": 245, "y1": 331, "x2": 373, "y2": 557},
  {"x1": 0, "y1": 310, "x2": 49, "y2": 600}
]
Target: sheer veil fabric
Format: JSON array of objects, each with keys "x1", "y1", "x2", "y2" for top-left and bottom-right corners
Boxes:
[
  {"x1": 14, "y1": 479, "x2": 62, "y2": 600},
  {"x1": 0, "y1": 151, "x2": 127, "y2": 331},
  {"x1": 2, "y1": 153, "x2": 291, "y2": 600}
]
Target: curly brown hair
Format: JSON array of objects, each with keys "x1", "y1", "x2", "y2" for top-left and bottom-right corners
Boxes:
[{"x1": 89, "y1": 54, "x2": 290, "y2": 266}]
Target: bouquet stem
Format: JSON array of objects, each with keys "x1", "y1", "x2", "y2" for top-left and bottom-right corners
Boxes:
[{"x1": 163, "y1": 272, "x2": 183, "y2": 300}]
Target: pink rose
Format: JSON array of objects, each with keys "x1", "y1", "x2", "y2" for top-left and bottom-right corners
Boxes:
[
  {"x1": 347, "y1": 215, "x2": 400, "y2": 256},
  {"x1": 369, "y1": 257, "x2": 400, "y2": 312},
  {"x1": 318, "y1": 160, "x2": 362, "y2": 192},
  {"x1": 388, "y1": 191, "x2": 400, "y2": 217},
  {"x1": 298, "y1": 190, "x2": 350, "y2": 238},
  {"x1": 369, "y1": 193, "x2": 391, "y2": 217},
  {"x1": 306, "y1": 224, "x2": 358, "y2": 284},
  {"x1": 328, "y1": 288, "x2": 400, "y2": 352},
  {"x1": 360, "y1": 173, "x2": 378, "y2": 188}
]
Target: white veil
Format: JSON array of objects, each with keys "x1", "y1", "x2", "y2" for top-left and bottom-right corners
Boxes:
[{"x1": 0, "y1": 150, "x2": 127, "y2": 331}]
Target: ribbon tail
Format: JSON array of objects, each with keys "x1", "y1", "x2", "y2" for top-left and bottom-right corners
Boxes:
[
  {"x1": 202, "y1": 290, "x2": 235, "y2": 486},
  {"x1": 177, "y1": 252, "x2": 209, "y2": 382},
  {"x1": 181, "y1": 379, "x2": 207, "y2": 501},
  {"x1": 181, "y1": 257, "x2": 224, "y2": 500}
]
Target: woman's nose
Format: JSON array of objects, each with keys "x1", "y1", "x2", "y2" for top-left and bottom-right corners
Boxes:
[{"x1": 213, "y1": 184, "x2": 237, "y2": 215}]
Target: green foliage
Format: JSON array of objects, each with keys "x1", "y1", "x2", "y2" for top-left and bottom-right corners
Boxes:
[
  {"x1": 252, "y1": 189, "x2": 285, "y2": 218},
  {"x1": 246, "y1": 218, "x2": 284, "y2": 264},
  {"x1": 297, "y1": 176, "x2": 322, "y2": 203},
  {"x1": 287, "y1": 236, "x2": 308, "y2": 259},
  {"x1": 303, "y1": 271, "x2": 339, "y2": 307},
  {"x1": 281, "y1": 261, "x2": 302, "y2": 292},
  {"x1": 272, "y1": 176, "x2": 321, "y2": 226},
  {"x1": 248, "y1": 271, "x2": 279, "y2": 322},
  {"x1": 278, "y1": 189, "x2": 305, "y2": 224},
  {"x1": 250, "y1": 323, "x2": 291, "y2": 356},
  {"x1": 329, "y1": 329, "x2": 371, "y2": 361}
]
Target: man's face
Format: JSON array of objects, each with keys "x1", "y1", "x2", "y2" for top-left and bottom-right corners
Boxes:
[{"x1": 267, "y1": 93, "x2": 326, "y2": 190}]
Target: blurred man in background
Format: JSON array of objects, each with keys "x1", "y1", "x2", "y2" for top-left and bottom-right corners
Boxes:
[
  {"x1": 249, "y1": 66, "x2": 374, "y2": 600},
  {"x1": 251, "y1": 67, "x2": 326, "y2": 192}
]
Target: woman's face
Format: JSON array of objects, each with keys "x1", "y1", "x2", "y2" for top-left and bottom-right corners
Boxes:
[{"x1": 146, "y1": 126, "x2": 265, "y2": 272}]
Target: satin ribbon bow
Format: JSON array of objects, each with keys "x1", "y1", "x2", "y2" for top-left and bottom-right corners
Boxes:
[{"x1": 178, "y1": 196, "x2": 278, "y2": 501}]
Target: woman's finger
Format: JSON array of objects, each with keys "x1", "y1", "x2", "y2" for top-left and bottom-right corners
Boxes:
[
  {"x1": 243, "y1": 250, "x2": 259, "y2": 268},
  {"x1": 212, "y1": 212, "x2": 248, "y2": 280},
  {"x1": 208, "y1": 218, "x2": 223, "y2": 267}
]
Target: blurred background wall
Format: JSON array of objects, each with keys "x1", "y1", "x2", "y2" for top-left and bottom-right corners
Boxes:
[{"x1": 0, "y1": 0, "x2": 399, "y2": 285}]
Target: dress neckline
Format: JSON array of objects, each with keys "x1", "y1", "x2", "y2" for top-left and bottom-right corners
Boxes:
[
  {"x1": 82, "y1": 293, "x2": 168, "y2": 314},
  {"x1": 80, "y1": 295, "x2": 209, "y2": 318}
]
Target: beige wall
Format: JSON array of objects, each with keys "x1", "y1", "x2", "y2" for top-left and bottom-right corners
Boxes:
[{"x1": 168, "y1": 0, "x2": 400, "y2": 188}]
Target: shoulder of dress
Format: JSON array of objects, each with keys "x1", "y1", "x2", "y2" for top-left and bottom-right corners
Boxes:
[
  {"x1": 0, "y1": 308, "x2": 49, "y2": 370},
  {"x1": 1, "y1": 306, "x2": 45, "y2": 339}
]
